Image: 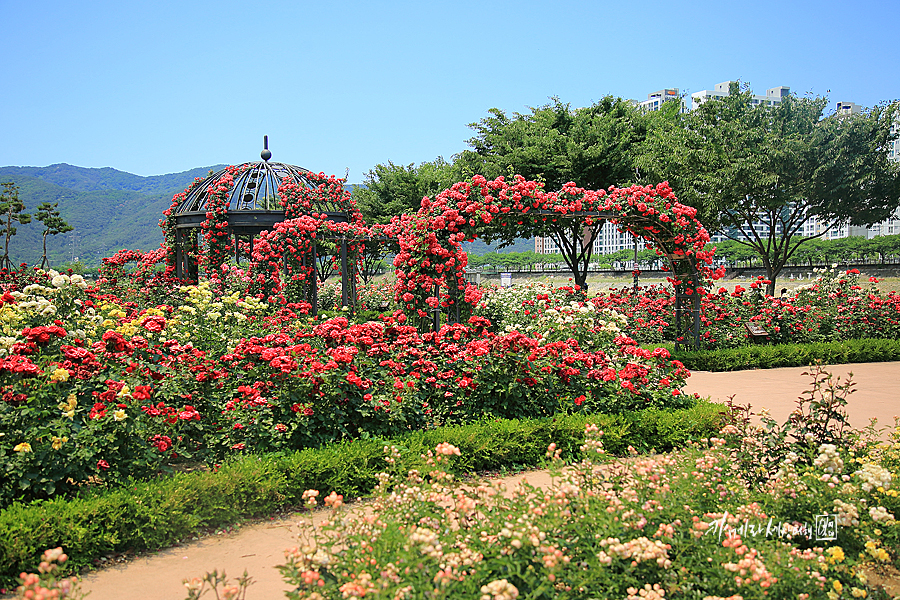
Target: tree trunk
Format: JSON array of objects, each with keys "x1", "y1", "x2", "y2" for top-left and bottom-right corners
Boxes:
[{"x1": 41, "y1": 231, "x2": 49, "y2": 270}]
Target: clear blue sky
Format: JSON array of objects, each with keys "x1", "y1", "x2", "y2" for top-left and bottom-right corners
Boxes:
[{"x1": 2, "y1": 0, "x2": 897, "y2": 182}]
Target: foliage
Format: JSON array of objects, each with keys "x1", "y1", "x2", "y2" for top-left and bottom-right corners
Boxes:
[
  {"x1": 0, "y1": 265, "x2": 693, "y2": 509},
  {"x1": 392, "y1": 174, "x2": 718, "y2": 329},
  {"x1": 353, "y1": 157, "x2": 459, "y2": 225},
  {"x1": 720, "y1": 365, "x2": 858, "y2": 485},
  {"x1": 183, "y1": 570, "x2": 254, "y2": 600},
  {"x1": 596, "y1": 268, "x2": 900, "y2": 350},
  {"x1": 11, "y1": 547, "x2": 84, "y2": 599},
  {"x1": 0, "y1": 406, "x2": 724, "y2": 589},
  {"x1": 456, "y1": 96, "x2": 655, "y2": 193},
  {"x1": 673, "y1": 338, "x2": 900, "y2": 371},
  {"x1": 474, "y1": 281, "x2": 627, "y2": 351},
  {"x1": 639, "y1": 82, "x2": 900, "y2": 295},
  {"x1": 451, "y1": 98, "x2": 672, "y2": 291}
]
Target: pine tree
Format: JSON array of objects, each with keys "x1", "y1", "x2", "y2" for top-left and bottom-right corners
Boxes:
[
  {"x1": 0, "y1": 182, "x2": 31, "y2": 270},
  {"x1": 35, "y1": 202, "x2": 74, "y2": 270}
]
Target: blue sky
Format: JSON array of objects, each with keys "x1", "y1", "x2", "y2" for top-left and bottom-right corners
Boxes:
[{"x1": 1, "y1": 0, "x2": 898, "y2": 182}]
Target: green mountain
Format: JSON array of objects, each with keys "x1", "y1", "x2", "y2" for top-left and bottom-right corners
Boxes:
[
  {"x1": 0, "y1": 164, "x2": 224, "y2": 196},
  {"x1": 0, "y1": 164, "x2": 225, "y2": 268}
]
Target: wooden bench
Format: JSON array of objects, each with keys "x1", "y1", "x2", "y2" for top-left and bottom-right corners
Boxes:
[{"x1": 744, "y1": 322, "x2": 769, "y2": 343}]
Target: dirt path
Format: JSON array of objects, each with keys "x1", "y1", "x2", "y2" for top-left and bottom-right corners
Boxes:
[
  {"x1": 70, "y1": 362, "x2": 899, "y2": 599},
  {"x1": 683, "y1": 361, "x2": 900, "y2": 435}
]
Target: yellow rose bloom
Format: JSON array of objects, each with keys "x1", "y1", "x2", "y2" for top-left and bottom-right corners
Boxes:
[
  {"x1": 58, "y1": 393, "x2": 77, "y2": 412},
  {"x1": 113, "y1": 410, "x2": 127, "y2": 422},
  {"x1": 13, "y1": 442, "x2": 32, "y2": 453},
  {"x1": 50, "y1": 367, "x2": 70, "y2": 383},
  {"x1": 51, "y1": 436, "x2": 68, "y2": 450}
]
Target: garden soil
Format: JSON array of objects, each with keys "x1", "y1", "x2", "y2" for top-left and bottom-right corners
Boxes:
[{"x1": 65, "y1": 362, "x2": 900, "y2": 599}]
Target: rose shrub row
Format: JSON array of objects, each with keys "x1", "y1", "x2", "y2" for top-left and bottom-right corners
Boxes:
[
  {"x1": 595, "y1": 269, "x2": 900, "y2": 349},
  {"x1": 0, "y1": 266, "x2": 690, "y2": 509}
]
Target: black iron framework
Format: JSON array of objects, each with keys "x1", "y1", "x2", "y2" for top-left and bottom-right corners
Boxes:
[{"x1": 171, "y1": 138, "x2": 354, "y2": 313}]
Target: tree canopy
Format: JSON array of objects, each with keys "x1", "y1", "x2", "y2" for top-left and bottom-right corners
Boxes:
[
  {"x1": 638, "y1": 82, "x2": 900, "y2": 294},
  {"x1": 451, "y1": 96, "x2": 662, "y2": 289},
  {"x1": 0, "y1": 182, "x2": 31, "y2": 270},
  {"x1": 455, "y1": 96, "x2": 657, "y2": 192},
  {"x1": 353, "y1": 158, "x2": 458, "y2": 225},
  {"x1": 35, "y1": 202, "x2": 73, "y2": 270}
]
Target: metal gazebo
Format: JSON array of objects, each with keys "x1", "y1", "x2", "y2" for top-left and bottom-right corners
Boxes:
[{"x1": 171, "y1": 138, "x2": 356, "y2": 312}]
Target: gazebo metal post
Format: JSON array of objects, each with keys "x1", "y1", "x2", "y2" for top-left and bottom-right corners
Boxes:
[
  {"x1": 340, "y1": 237, "x2": 350, "y2": 311},
  {"x1": 633, "y1": 235, "x2": 639, "y2": 293},
  {"x1": 188, "y1": 232, "x2": 199, "y2": 281},
  {"x1": 349, "y1": 254, "x2": 358, "y2": 313},
  {"x1": 432, "y1": 284, "x2": 441, "y2": 333},
  {"x1": 310, "y1": 240, "x2": 318, "y2": 316},
  {"x1": 175, "y1": 229, "x2": 184, "y2": 279}
]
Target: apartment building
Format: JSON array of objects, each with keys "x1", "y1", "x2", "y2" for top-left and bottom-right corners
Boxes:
[
  {"x1": 637, "y1": 88, "x2": 682, "y2": 112},
  {"x1": 690, "y1": 81, "x2": 790, "y2": 109}
]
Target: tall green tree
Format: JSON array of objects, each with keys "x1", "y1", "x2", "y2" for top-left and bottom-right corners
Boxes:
[
  {"x1": 639, "y1": 82, "x2": 900, "y2": 295},
  {"x1": 0, "y1": 182, "x2": 31, "y2": 270},
  {"x1": 34, "y1": 202, "x2": 73, "y2": 270},
  {"x1": 354, "y1": 157, "x2": 459, "y2": 225},
  {"x1": 455, "y1": 96, "x2": 660, "y2": 291}
]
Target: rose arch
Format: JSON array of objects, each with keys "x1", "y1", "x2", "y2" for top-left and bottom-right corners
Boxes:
[{"x1": 390, "y1": 175, "x2": 722, "y2": 349}]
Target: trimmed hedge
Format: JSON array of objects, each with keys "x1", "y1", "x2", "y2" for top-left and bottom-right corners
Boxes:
[
  {"x1": 672, "y1": 338, "x2": 900, "y2": 372},
  {"x1": 0, "y1": 403, "x2": 725, "y2": 589}
]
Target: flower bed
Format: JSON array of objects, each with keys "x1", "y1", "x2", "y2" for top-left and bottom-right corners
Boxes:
[
  {"x1": 270, "y1": 368, "x2": 900, "y2": 600},
  {"x1": 0, "y1": 268, "x2": 690, "y2": 509}
]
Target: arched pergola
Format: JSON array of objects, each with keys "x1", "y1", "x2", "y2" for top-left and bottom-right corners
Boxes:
[{"x1": 391, "y1": 176, "x2": 720, "y2": 349}]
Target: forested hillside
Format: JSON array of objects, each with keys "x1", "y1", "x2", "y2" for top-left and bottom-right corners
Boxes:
[{"x1": 0, "y1": 164, "x2": 224, "y2": 268}]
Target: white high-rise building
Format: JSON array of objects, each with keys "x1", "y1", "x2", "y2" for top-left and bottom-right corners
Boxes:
[
  {"x1": 836, "y1": 101, "x2": 862, "y2": 116},
  {"x1": 690, "y1": 81, "x2": 789, "y2": 110},
  {"x1": 638, "y1": 88, "x2": 682, "y2": 112}
]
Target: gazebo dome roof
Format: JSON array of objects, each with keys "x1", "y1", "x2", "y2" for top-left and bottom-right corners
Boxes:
[{"x1": 173, "y1": 138, "x2": 347, "y2": 216}]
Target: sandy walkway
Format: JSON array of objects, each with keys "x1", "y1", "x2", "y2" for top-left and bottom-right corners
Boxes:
[
  {"x1": 68, "y1": 362, "x2": 899, "y2": 599},
  {"x1": 683, "y1": 361, "x2": 900, "y2": 434}
]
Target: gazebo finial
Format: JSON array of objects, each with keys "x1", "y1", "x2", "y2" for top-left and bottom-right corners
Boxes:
[{"x1": 261, "y1": 135, "x2": 272, "y2": 162}]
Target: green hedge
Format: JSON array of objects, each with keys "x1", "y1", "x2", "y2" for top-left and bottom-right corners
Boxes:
[
  {"x1": 0, "y1": 403, "x2": 725, "y2": 589},
  {"x1": 672, "y1": 338, "x2": 900, "y2": 371}
]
